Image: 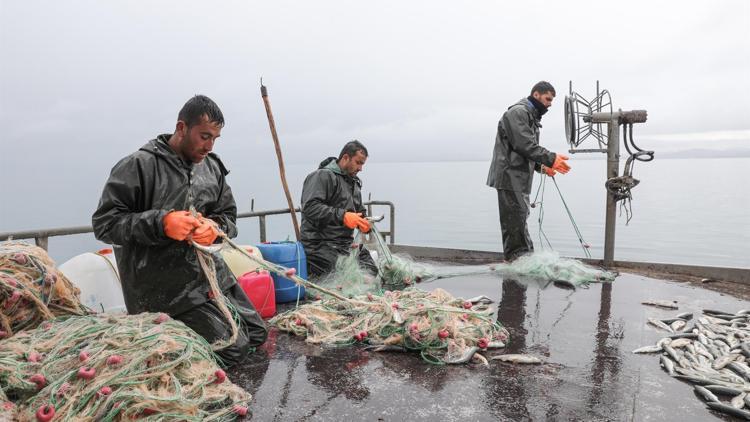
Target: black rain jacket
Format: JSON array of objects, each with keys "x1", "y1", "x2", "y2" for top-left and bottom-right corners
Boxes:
[
  {"x1": 486, "y1": 98, "x2": 557, "y2": 194},
  {"x1": 300, "y1": 157, "x2": 366, "y2": 252},
  {"x1": 92, "y1": 135, "x2": 238, "y2": 315}
]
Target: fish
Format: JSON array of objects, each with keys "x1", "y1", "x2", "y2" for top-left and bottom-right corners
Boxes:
[
  {"x1": 671, "y1": 320, "x2": 687, "y2": 332},
  {"x1": 660, "y1": 355, "x2": 676, "y2": 376},
  {"x1": 471, "y1": 352, "x2": 489, "y2": 367},
  {"x1": 486, "y1": 341, "x2": 506, "y2": 349},
  {"x1": 466, "y1": 295, "x2": 494, "y2": 304},
  {"x1": 694, "y1": 385, "x2": 720, "y2": 402},
  {"x1": 704, "y1": 384, "x2": 745, "y2": 396},
  {"x1": 491, "y1": 354, "x2": 543, "y2": 364},
  {"x1": 673, "y1": 374, "x2": 712, "y2": 385},
  {"x1": 443, "y1": 346, "x2": 479, "y2": 364},
  {"x1": 392, "y1": 309, "x2": 403, "y2": 324},
  {"x1": 670, "y1": 338, "x2": 692, "y2": 349},
  {"x1": 668, "y1": 332, "x2": 698, "y2": 339},
  {"x1": 632, "y1": 345, "x2": 662, "y2": 354},
  {"x1": 676, "y1": 312, "x2": 694, "y2": 320},
  {"x1": 663, "y1": 345, "x2": 682, "y2": 362},
  {"x1": 553, "y1": 279, "x2": 576, "y2": 289},
  {"x1": 641, "y1": 300, "x2": 678, "y2": 309},
  {"x1": 657, "y1": 337, "x2": 672, "y2": 348},
  {"x1": 742, "y1": 343, "x2": 750, "y2": 359},
  {"x1": 363, "y1": 345, "x2": 407, "y2": 353},
  {"x1": 713, "y1": 354, "x2": 739, "y2": 370},
  {"x1": 706, "y1": 402, "x2": 750, "y2": 420},
  {"x1": 648, "y1": 318, "x2": 675, "y2": 333}
]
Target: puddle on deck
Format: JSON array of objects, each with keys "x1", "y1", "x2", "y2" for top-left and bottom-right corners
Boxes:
[{"x1": 230, "y1": 269, "x2": 750, "y2": 421}]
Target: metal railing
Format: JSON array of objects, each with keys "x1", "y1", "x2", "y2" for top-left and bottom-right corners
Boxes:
[{"x1": 0, "y1": 201, "x2": 396, "y2": 251}]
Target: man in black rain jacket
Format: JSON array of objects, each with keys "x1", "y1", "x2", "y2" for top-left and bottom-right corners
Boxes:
[
  {"x1": 300, "y1": 140, "x2": 377, "y2": 278},
  {"x1": 92, "y1": 95, "x2": 267, "y2": 366},
  {"x1": 486, "y1": 81, "x2": 572, "y2": 261}
]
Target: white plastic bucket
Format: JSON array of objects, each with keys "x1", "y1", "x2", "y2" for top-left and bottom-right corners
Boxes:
[{"x1": 59, "y1": 249, "x2": 126, "y2": 313}]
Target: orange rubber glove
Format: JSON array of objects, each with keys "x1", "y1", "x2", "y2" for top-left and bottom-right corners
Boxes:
[
  {"x1": 541, "y1": 165, "x2": 556, "y2": 177},
  {"x1": 552, "y1": 153, "x2": 571, "y2": 174},
  {"x1": 343, "y1": 212, "x2": 370, "y2": 232},
  {"x1": 163, "y1": 211, "x2": 201, "y2": 241},
  {"x1": 192, "y1": 218, "x2": 220, "y2": 246}
]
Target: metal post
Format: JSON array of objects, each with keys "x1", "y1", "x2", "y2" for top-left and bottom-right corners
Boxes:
[
  {"x1": 603, "y1": 115, "x2": 620, "y2": 266},
  {"x1": 259, "y1": 216, "x2": 267, "y2": 243},
  {"x1": 35, "y1": 236, "x2": 49, "y2": 251}
]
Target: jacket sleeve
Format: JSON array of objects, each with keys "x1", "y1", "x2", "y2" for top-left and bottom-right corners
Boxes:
[
  {"x1": 204, "y1": 172, "x2": 238, "y2": 240},
  {"x1": 503, "y1": 107, "x2": 556, "y2": 167},
  {"x1": 92, "y1": 156, "x2": 170, "y2": 246},
  {"x1": 301, "y1": 171, "x2": 345, "y2": 227}
]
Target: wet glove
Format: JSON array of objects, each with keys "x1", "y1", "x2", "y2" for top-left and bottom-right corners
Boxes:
[
  {"x1": 552, "y1": 153, "x2": 571, "y2": 174},
  {"x1": 163, "y1": 211, "x2": 201, "y2": 241},
  {"x1": 192, "y1": 218, "x2": 220, "y2": 246},
  {"x1": 541, "y1": 165, "x2": 556, "y2": 177},
  {"x1": 343, "y1": 212, "x2": 371, "y2": 233}
]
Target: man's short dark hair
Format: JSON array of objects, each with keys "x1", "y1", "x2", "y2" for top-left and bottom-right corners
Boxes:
[
  {"x1": 178, "y1": 95, "x2": 225, "y2": 128},
  {"x1": 530, "y1": 81, "x2": 556, "y2": 97},
  {"x1": 338, "y1": 140, "x2": 368, "y2": 160}
]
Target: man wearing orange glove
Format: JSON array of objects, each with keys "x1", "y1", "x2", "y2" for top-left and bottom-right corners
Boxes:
[
  {"x1": 92, "y1": 95, "x2": 267, "y2": 366},
  {"x1": 300, "y1": 140, "x2": 378, "y2": 278},
  {"x1": 486, "y1": 81, "x2": 572, "y2": 261}
]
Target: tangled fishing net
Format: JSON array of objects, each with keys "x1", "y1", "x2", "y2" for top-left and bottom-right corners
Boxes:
[
  {"x1": 0, "y1": 313, "x2": 251, "y2": 421},
  {"x1": 0, "y1": 242, "x2": 89, "y2": 338},
  {"x1": 316, "y1": 225, "x2": 615, "y2": 298},
  {"x1": 272, "y1": 288, "x2": 508, "y2": 365}
]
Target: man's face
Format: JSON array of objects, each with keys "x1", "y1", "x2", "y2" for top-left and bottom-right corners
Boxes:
[
  {"x1": 175, "y1": 115, "x2": 222, "y2": 163},
  {"x1": 532, "y1": 91, "x2": 555, "y2": 108},
  {"x1": 339, "y1": 150, "x2": 367, "y2": 176}
]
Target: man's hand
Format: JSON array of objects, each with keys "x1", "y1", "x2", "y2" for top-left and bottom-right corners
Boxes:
[
  {"x1": 552, "y1": 153, "x2": 571, "y2": 174},
  {"x1": 163, "y1": 211, "x2": 201, "y2": 241},
  {"x1": 192, "y1": 217, "x2": 220, "y2": 246},
  {"x1": 343, "y1": 212, "x2": 371, "y2": 233},
  {"x1": 541, "y1": 165, "x2": 556, "y2": 177}
]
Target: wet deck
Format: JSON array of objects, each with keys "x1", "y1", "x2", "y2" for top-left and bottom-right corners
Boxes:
[{"x1": 230, "y1": 269, "x2": 750, "y2": 421}]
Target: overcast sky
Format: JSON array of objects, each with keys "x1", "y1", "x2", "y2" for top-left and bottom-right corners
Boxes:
[{"x1": 1, "y1": 0, "x2": 748, "y2": 167}]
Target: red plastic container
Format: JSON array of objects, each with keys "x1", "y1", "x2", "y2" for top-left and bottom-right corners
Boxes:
[{"x1": 237, "y1": 270, "x2": 276, "y2": 318}]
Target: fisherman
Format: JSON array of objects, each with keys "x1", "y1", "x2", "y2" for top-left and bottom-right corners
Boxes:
[
  {"x1": 300, "y1": 140, "x2": 377, "y2": 279},
  {"x1": 486, "y1": 81, "x2": 572, "y2": 261},
  {"x1": 92, "y1": 95, "x2": 267, "y2": 367}
]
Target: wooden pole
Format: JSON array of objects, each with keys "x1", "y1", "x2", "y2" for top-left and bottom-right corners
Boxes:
[{"x1": 260, "y1": 80, "x2": 301, "y2": 241}]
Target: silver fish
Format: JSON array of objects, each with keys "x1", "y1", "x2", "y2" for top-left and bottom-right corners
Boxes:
[
  {"x1": 632, "y1": 344, "x2": 662, "y2": 354},
  {"x1": 363, "y1": 345, "x2": 407, "y2": 353},
  {"x1": 641, "y1": 300, "x2": 679, "y2": 309},
  {"x1": 664, "y1": 345, "x2": 682, "y2": 362},
  {"x1": 466, "y1": 295, "x2": 494, "y2": 304},
  {"x1": 676, "y1": 312, "x2": 694, "y2": 320},
  {"x1": 392, "y1": 309, "x2": 403, "y2": 324},
  {"x1": 660, "y1": 355, "x2": 676, "y2": 375},
  {"x1": 670, "y1": 338, "x2": 692, "y2": 349},
  {"x1": 706, "y1": 402, "x2": 750, "y2": 420},
  {"x1": 491, "y1": 354, "x2": 543, "y2": 364},
  {"x1": 657, "y1": 337, "x2": 672, "y2": 348},
  {"x1": 713, "y1": 354, "x2": 739, "y2": 370},
  {"x1": 444, "y1": 346, "x2": 479, "y2": 364},
  {"x1": 471, "y1": 352, "x2": 489, "y2": 367},
  {"x1": 487, "y1": 341, "x2": 506, "y2": 349},
  {"x1": 671, "y1": 320, "x2": 687, "y2": 332},
  {"x1": 694, "y1": 385, "x2": 720, "y2": 402},
  {"x1": 648, "y1": 318, "x2": 675, "y2": 333},
  {"x1": 705, "y1": 384, "x2": 745, "y2": 396}
]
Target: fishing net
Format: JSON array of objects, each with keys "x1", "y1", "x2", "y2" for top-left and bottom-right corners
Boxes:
[
  {"x1": 0, "y1": 313, "x2": 251, "y2": 421},
  {"x1": 0, "y1": 242, "x2": 90, "y2": 338},
  {"x1": 271, "y1": 288, "x2": 508, "y2": 365},
  {"x1": 310, "y1": 223, "x2": 614, "y2": 300}
]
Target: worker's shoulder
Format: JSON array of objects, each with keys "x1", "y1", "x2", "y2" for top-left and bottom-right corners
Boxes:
[
  {"x1": 204, "y1": 152, "x2": 230, "y2": 176},
  {"x1": 505, "y1": 101, "x2": 532, "y2": 118}
]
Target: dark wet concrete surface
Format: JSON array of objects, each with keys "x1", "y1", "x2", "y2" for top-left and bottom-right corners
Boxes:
[{"x1": 230, "y1": 269, "x2": 750, "y2": 421}]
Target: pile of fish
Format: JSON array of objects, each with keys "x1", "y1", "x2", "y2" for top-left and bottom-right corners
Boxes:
[{"x1": 634, "y1": 308, "x2": 750, "y2": 420}]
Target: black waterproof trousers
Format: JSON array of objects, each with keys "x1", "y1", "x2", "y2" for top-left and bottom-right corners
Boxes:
[
  {"x1": 305, "y1": 242, "x2": 377, "y2": 279},
  {"x1": 173, "y1": 283, "x2": 268, "y2": 367},
  {"x1": 496, "y1": 189, "x2": 534, "y2": 261}
]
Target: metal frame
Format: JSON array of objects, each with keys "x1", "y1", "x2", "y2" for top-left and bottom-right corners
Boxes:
[{"x1": 0, "y1": 201, "x2": 396, "y2": 250}]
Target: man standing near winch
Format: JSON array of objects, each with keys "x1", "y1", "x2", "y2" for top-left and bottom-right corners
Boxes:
[
  {"x1": 486, "y1": 81, "x2": 572, "y2": 261},
  {"x1": 300, "y1": 140, "x2": 378, "y2": 278},
  {"x1": 92, "y1": 95, "x2": 267, "y2": 367}
]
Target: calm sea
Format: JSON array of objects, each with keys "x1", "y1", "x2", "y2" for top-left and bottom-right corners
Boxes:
[{"x1": 2, "y1": 157, "x2": 749, "y2": 269}]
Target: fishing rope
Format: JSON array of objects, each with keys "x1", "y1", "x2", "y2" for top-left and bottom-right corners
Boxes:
[
  {"x1": 532, "y1": 174, "x2": 554, "y2": 250},
  {"x1": 193, "y1": 246, "x2": 240, "y2": 351},
  {"x1": 550, "y1": 177, "x2": 592, "y2": 258}
]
